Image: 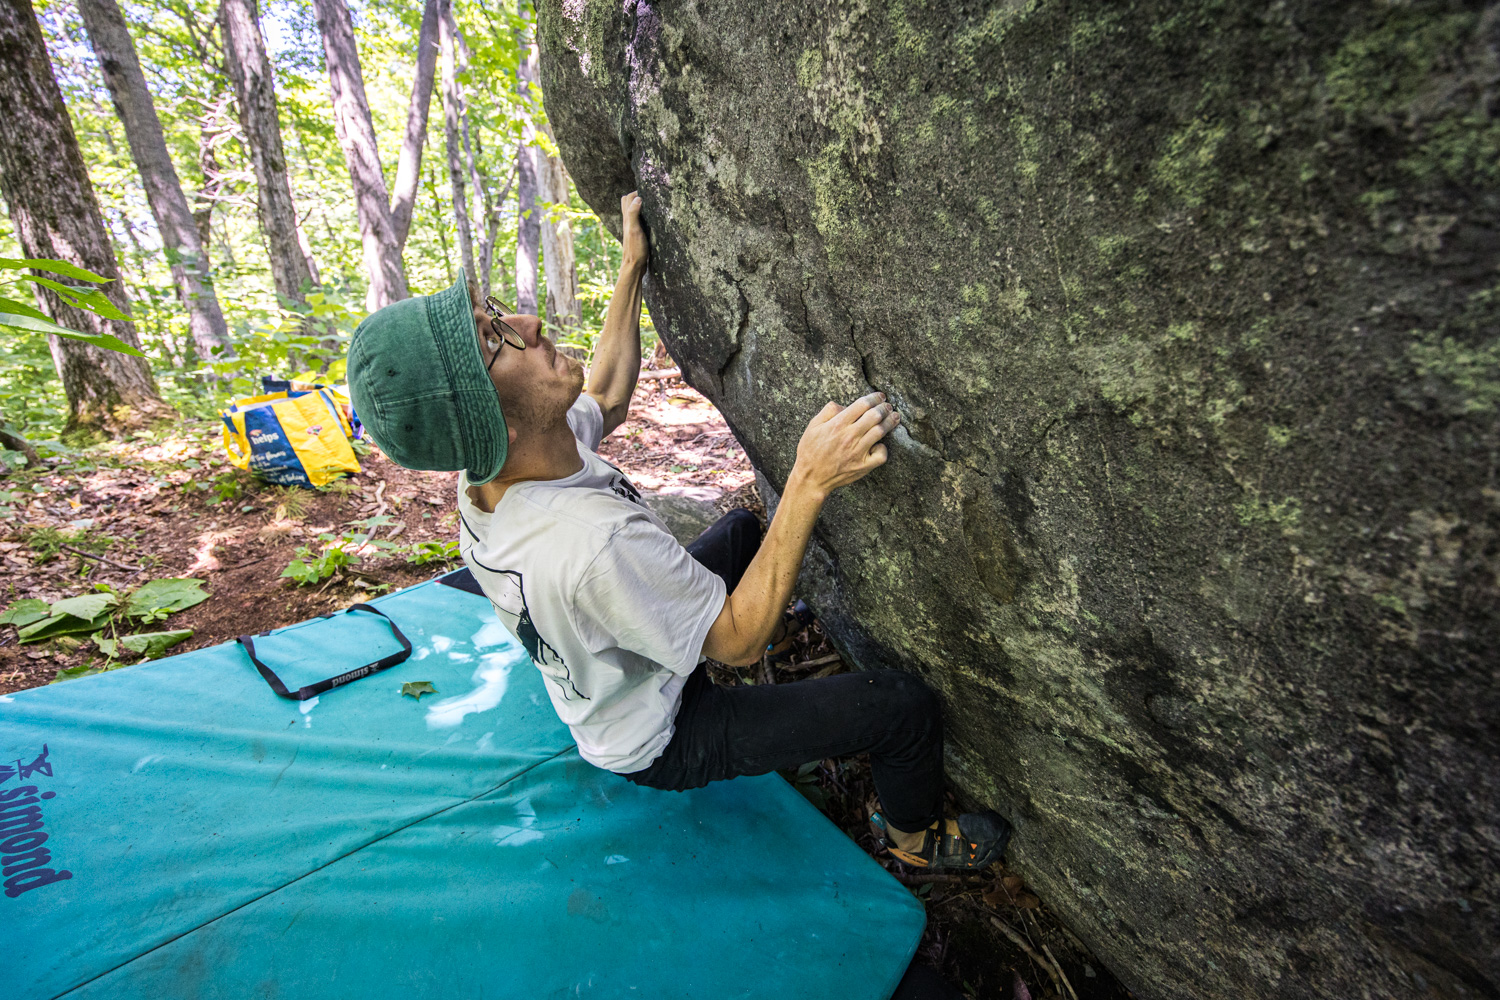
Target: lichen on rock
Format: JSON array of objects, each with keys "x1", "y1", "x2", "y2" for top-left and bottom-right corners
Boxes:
[{"x1": 537, "y1": 2, "x2": 1500, "y2": 997}]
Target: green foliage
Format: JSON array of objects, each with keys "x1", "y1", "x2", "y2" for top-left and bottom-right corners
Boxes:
[
  {"x1": 3, "y1": 0, "x2": 648, "y2": 444},
  {"x1": 0, "y1": 598, "x2": 51, "y2": 627},
  {"x1": 280, "y1": 537, "x2": 357, "y2": 586},
  {"x1": 0, "y1": 256, "x2": 143, "y2": 356},
  {"x1": 3, "y1": 578, "x2": 206, "y2": 663},
  {"x1": 17, "y1": 590, "x2": 118, "y2": 644},
  {"x1": 405, "y1": 539, "x2": 460, "y2": 565},
  {"x1": 118, "y1": 629, "x2": 193, "y2": 659},
  {"x1": 124, "y1": 578, "x2": 210, "y2": 623},
  {"x1": 782, "y1": 760, "x2": 829, "y2": 812},
  {"x1": 206, "y1": 471, "x2": 245, "y2": 505},
  {"x1": 23, "y1": 525, "x2": 116, "y2": 563}
]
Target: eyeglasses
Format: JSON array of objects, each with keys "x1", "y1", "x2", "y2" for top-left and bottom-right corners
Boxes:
[{"x1": 481, "y1": 295, "x2": 527, "y2": 373}]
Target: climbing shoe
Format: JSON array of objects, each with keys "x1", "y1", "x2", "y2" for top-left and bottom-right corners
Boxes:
[{"x1": 869, "y1": 805, "x2": 1011, "y2": 871}]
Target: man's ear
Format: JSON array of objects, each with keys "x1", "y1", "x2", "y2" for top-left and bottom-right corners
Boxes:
[{"x1": 507, "y1": 424, "x2": 518, "y2": 447}]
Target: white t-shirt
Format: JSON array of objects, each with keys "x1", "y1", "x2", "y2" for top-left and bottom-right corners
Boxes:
[{"x1": 456, "y1": 394, "x2": 727, "y2": 773}]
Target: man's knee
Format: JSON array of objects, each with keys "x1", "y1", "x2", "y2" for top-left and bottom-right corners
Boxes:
[
  {"x1": 862, "y1": 670, "x2": 942, "y2": 729},
  {"x1": 724, "y1": 506, "x2": 761, "y2": 544}
]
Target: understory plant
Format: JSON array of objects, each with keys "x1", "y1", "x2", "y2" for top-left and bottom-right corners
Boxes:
[{"x1": 0, "y1": 577, "x2": 210, "y2": 681}]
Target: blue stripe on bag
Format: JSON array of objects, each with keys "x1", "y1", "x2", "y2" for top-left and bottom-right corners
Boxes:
[{"x1": 241, "y1": 406, "x2": 312, "y2": 486}]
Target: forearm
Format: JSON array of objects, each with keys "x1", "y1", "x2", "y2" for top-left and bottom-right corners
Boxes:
[
  {"x1": 709, "y1": 471, "x2": 826, "y2": 666},
  {"x1": 588, "y1": 258, "x2": 646, "y2": 433}
]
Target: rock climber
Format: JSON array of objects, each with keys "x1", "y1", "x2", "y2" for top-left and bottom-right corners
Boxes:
[{"x1": 346, "y1": 190, "x2": 1011, "y2": 874}]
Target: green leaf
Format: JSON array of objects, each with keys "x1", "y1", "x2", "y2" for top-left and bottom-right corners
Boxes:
[
  {"x1": 0, "y1": 598, "x2": 52, "y2": 627},
  {"x1": 49, "y1": 592, "x2": 117, "y2": 622},
  {"x1": 52, "y1": 663, "x2": 105, "y2": 684},
  {"x1": 19, "y1": 276, "x2": 128, "y2": 319},
  {"x1": 19, "y1": 611, "x2": 113, "y2": 644},
  {"x1": 401, "y1": 680, "x2": 437, "y2": 700},
  {"x1": 0, "y1": 295, "x2": 54, "y2": 322},
  {"x1": 792, "y1": 780, "x2": 828, "y2": 812},
  {"x1": 0, "y1": 310, "x2": 146, "y2": 356},
  {"x1": 124, "y1": 578, "x2": 209, "y2": 620},
  {"x1": 0, "y1": 257, "x2": 110, "y2": 282},
  {"x1": 119, "y1": 629, "x2": 192, "y2": 659},
  {"x1": 91, "y1": 630, "x2": 118, "y2": 659}
]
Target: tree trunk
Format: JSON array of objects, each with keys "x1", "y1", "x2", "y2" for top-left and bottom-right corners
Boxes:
[
  {"x1": 537, "y1": 121, "x2": 579, "y2": 338},
  {"x1": 452, "y1": 13, "x2": 493, "y2": 296},
  {"x1": 475, "y1": 134, "x2": 516, "y2": 300},
  {"x1": 77, "y1": 0, "x2": 234, "y2": 364},
  {"x1": 0, "y1": 421, "x2": 42, "y2": 469},
  {"x1": 218, "y1": 0, "x2": 316, "y2": 309},
  {"x1": 512, "y1": 13, "x2": 539, "y2": 315},
  {"x1": 191, "y1": 88, "x2": 232, "y2": 250},
  {"x1": 0, "y1": 0, "x2": 170, "y2": 435},
  {"x1": 311, "y1": 0, "x2": 407, "y2": 312},
  {"x1": 388, "y1": 0, "x2": 437, "y2": 249},
  {"x1": 438, "y1": 0, "x2": 475, "y2": 288}
]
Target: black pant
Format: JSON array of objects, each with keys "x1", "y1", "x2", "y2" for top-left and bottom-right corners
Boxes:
[{"x1": 625, "y1": 509, "x2": 945, "y2": 834}]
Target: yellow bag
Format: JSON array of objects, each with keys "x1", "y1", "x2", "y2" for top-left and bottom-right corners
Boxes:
[{"x1": 220, "y1": 388, "x2": 360, "y2": 488}]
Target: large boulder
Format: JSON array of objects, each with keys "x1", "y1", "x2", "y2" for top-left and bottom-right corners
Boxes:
[{"x1": 536, "y1": 2, "x2": 1500, "y2": 997}]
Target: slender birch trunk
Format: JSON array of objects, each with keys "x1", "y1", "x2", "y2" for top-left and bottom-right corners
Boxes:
[
  {"x1": 311, "y1": 0, "x2": 407, "y2": 311},
  {"x1": 77, "y1": 0, "x2": 233, "y2": 364},
  {"x1": 537, "y1": 121, "x2": 580, "y2": 338},
  {"x1": 513, "y1": 12, "x2": 540, "y2": 316},
  {"x1": 389, "y1": 0, "x2": 438, "y2": 248},
  {"x1": 218, "y1": 0, "x2": 316, "y2": 309},
  {"x1": 0, "y1": 0, "x2": 170, "y2": 434},
  {"x1": 438, "y1": 0, "x2": 475, "y2": 287}
]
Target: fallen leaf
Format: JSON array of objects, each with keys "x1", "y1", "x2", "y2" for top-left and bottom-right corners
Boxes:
[
  {"x1": 125, "y1": 578, "x2": 209, "y2": 620},
  {"x1": 983, "y1": 877, "x2": 1041, "y2": 910},
  {"x1": 19, "y1": 611, "x2": 113, "y2": 644},
  {"x1": 401, "y1": 680, "x2": 437, "y2": 700},
  {"x1": 50, "y1": 592, "x2": 117, "y2": 621},
  {"x1": 0, "y1": 598, "x2": 51, "y2": 627},
  {"x1": 119, "y1": 629, "x2": 193, "y2": 659},
  {"x1": 91, "y1": 630, "x2": 118, "y2": 659},
  {"x1": 52, "y1": 663, "x2": 103, "y2": 683}
]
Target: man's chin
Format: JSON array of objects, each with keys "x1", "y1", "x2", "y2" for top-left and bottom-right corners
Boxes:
[{"x1": 565, "y1": 355, "x2": 586, "y2": 397}]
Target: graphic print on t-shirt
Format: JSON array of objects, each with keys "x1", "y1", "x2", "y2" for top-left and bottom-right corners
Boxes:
[
  {"x1": 459, "y1": 519, "x2": 589, "y2": 701},
  {"x1": 597, "y1": 457, "x2": 643, "y2": 505}
]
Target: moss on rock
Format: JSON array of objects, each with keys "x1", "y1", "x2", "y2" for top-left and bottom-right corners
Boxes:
[{"x1": 537, "y1": 1, "x2": 1500, "y2": 997}]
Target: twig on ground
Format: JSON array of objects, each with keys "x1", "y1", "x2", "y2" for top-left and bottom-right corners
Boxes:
[
  {"x1": 893, "y1": 872, "x2": 967, "y2": 886},
  {"x1": 786, "y1": 652, "x2": 842, "y2": 671},
  {"x1": 990, "y1": 918, "x2": 1066, "y2": 998},
  {"x1": 638, "y1": 367, "x2": 681, "y2": 381},
  {"x1": 1042, "y1": 940, "x2": 1080, "y2": 1000},
  {"x1": 59, "y1": 544, "x2": 141, "y2": 573}
]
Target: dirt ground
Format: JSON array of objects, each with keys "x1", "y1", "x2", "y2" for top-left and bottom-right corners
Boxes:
[{"x1": 1, "y1": 370, "x2": 1125, "y2": 1000}]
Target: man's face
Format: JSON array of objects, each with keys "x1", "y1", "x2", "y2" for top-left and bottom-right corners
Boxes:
[{"x1": 473, "y1": 307, "x2": 586, "y2": 430}]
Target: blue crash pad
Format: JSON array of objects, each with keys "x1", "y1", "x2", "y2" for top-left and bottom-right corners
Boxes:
[{"x1": 1, "y1": 576, "x2": 925, "y2": 999}]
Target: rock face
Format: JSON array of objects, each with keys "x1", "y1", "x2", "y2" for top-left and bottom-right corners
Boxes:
[{"x1": 537, "y1": 2, "x2": 1500, "y2": 997}]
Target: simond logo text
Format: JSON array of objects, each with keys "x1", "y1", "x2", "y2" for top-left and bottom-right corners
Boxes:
[{"x1": 0, "y1": 745, "x2": 72, "y2": 898}]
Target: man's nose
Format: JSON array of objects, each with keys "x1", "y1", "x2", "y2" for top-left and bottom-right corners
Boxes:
[{"x1": 504, "y1": 314, "x2": 544, "y2": 347}]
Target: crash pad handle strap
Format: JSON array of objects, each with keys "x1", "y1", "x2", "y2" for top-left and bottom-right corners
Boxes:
[{"x1": 238, "y1": 604, "x2": 413, "y2": 701}]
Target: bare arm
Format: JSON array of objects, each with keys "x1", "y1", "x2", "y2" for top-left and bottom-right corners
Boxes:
[
  {"x1": 587, "y1": 191, "x2": 648, "y2": 437},
  {"x1": 701, "y1": 391, "x2": 900, "y2": 667}
]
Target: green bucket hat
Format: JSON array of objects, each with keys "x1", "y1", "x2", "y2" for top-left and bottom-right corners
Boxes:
[{"x1": 346, "y1": 272, "x2": 507, "y2": 484}]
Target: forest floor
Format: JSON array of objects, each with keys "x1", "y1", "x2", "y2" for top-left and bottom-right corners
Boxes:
[{"x1": 0, "y1": 371, "x2": 1126, "y2": 1000}]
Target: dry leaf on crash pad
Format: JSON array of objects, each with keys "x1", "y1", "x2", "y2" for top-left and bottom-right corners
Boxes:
[{"x1": 401, "y1": 681, "x2": 437, "y2": 700}]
